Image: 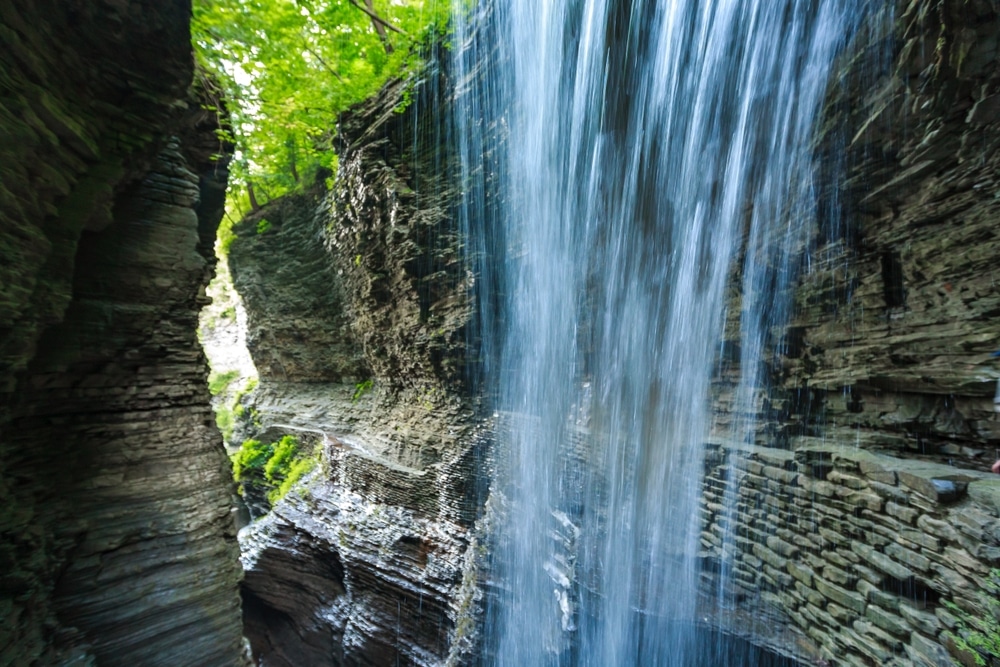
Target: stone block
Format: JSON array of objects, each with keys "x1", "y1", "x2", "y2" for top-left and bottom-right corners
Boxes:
[
  {"x1": 847, "y1": 623, "x2": 895, "y2": 662},
  {"x1": 857, "y1": 579, "x2": 900, "y2": 610},
  {"x1": 766, "y1": 534, "x2": 800, "y2": 559},
  {"x1": 809, "y1": 602, "x2": 838, "y2": 627},
  {"x1": 967, "y1": 478, "x2": 1000, "y2": 514},
  {"x1": 853, "y1": 563, "x2": 884, "y2": 585},
  {"x1": 942, "y1": 546, "x2": 988, "y2": 576},
  {"x1": 753, "y1": 543, "x2": 787, "y2": 570},
  {"x1": 898, "y1": 467, "x2": 970, "y2": 504},
  {"x1": 763, "y1": 465, "x2": 799, "y2": 484},
  {"x1": 822, "y1": 562, "x2": 857, "y2": 587},
  {"x1": 885, "y1": 542, "x2": 931, "y2": 573},
  {"x1": 795, "y1": 581, "x2": 826, "y2": 607},
  {"x1": 815, "y1": 577, "x2": 867, "y2": 614},
  {"x1": 801, "y1": 477, "x2": 837, "y2": 497},
  {"x1": 852, "y1": 542, "x2": 915, "y2": 581},
  {"x1": 859, "y1": 459, "x2": 898, "y2": 485},
  {"x1": 905, "y1": 632, "x2": 953, "y2": 667},
  {"x1": 828, "y1": 470, "x2": 869, "y2": 490},
  {"x1": 898, "y1": 601, "x2": 941, "y2": 636},
  {"x1": 764, "y1": 563, "x2": 794, "y2": 589},
  {"x1": 853, "y1": 617, "x2": 903, "y2": 650},
  {"x1": 787, "y1": 561, "x2": 814, "y2": 586},
  {"x1": 952, "y1": 506, "x2": 997, "y2": 542},
  {"x1": 819, "y1": 526, "x2": 848, "y2": 546},
  {"x1": 928, "y1": 562, "x2": 973, "y2": 596},
  {"x1": 837, "y1": 547, "x2": 860, "y2": 564},
  {"x1": 866, "y1": 604, "x2": 910, "y2": 637},
  {"x1": 886, "y1": 500, "x2": 920, "y2": 524},
  {"x1": 826, "y1": 601, "x2": 857, "y2": 624},
  {"x1": 846, "y1": 490, "x2": 884, "y2": 512},
  {"x1": 871, "y1": 482, "x2": 910, "y2": 503},
  {"x1": 898, "y1": 528, "x2": 941, "y2": 552},
  {"x1": 760, "y1": 590, "x2": 784, "y2": 609},
  {"x1": 934, "y1": 605, "x2": 959, "y2": 630},
  {"x1": 824, "y1": 550, "x2": 851, "y2": 568}
]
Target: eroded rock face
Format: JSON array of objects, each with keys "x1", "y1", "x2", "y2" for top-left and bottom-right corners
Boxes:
[
  {"x1": 0, "y1": 1, "x2": 245, "y2": 664},
  {"x1": 702, "y1": 1, "x2": 1000, "y2": 665},
  {"x1": 230, "y1": 66, "x2": 485, "y2": 666}
]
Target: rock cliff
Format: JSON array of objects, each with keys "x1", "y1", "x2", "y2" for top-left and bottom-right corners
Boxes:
[
  {"x1": 702, "y1": 1, "x2": 1000, "y2": 665},
  {"x1": 229, "y1": 69, "x2": 486, "y2": 666},
  {"x1": 0, "y1": 1, "x2": 246, "y2": 664}
]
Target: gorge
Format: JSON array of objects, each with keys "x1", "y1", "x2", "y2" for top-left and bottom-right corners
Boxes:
[{"x1": 3, "y1": 0, "x2": 1000, "y2": 666}]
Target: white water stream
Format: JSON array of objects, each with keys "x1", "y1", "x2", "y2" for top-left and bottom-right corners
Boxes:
[{"x1": 451, "y1": 1, "x2": 868, "y2": 663}]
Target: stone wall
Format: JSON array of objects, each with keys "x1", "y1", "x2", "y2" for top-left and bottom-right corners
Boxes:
[
  {"x1": 0, "y1": 1, "x2": 246, "y2": 664},
  {"x1": 700, "y1": 442, "x2": 1000, "y2": 666}
]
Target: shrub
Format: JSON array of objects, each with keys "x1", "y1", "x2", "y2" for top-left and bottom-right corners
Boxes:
[
  {"x1": 268, "y1": 456, "x2": 317, "y2": 504},
  {"x1": 232, "y1": 438, "x2": 273, "y2": 481},
  {"x1": 208, "y1": 369, "x2": 240, "y2": 395},
  {"x1": 231, "y1": 434, "x2": 318, "y2": 506}
]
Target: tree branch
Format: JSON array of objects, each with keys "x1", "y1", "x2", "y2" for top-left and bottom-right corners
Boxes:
[
  {"x1": 364, "y1": 0, "x2": 394, "y2": 54},
  {"x1": 346, "y1": 0, "x2": 407, "y2": 36},
  {"x1": 303, "y1": 45, "x2": 345, "y2": 83}
]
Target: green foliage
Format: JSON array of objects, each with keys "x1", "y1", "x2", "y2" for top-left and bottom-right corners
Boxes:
[
  {"x1": 353, "y1": 378, "x2": 374, "y2": 402},
  {"x1": 231, "y1": 434, "x2": 319, "y2": 505},
  {"x1": 192, "y1": 0, "x2": 451, "y2": 204},
  {"x1": 264, "y1": 435, "x2": 300, "y2": 482},
  {"x1": 212, "y1": 374, "x2": 259, "y2": 443},
  {"x1": 232, "y1": 438, "x2": 273, "y2": 481},
  {"x1": 944, "y1": 569, "x2": 1000, "y2": 666},
  {"x1": 269, "y1": 456, "x2": 318, "y2": 503},
  {"x1": 208, "y1": 369, "x2": 240, "y2": 395},
  {"x1": 256, "y1": 218, "x2": 273, "y2": 235},
  {"x1": 216, "y1": 405, "x2": 234, "y2": 439}
]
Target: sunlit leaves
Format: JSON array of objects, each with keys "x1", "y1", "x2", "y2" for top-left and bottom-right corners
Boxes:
[{"x1": 193, "y1": 0, "x2": 450, "y2": 207}]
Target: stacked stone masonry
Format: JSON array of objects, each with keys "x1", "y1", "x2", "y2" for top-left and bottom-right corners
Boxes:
[{"x1": 700, "y1": 442, "x2": 1000, "y2": 666}]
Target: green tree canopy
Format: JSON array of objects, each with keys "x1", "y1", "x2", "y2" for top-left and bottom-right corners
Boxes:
[{"x1": 193, "y1": 0, "x2": 450, "y2": 208}]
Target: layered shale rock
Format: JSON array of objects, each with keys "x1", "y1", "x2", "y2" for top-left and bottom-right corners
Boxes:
[
  {"x1": 703, "y1": 1, "x2": 1000, "y2": 665},
  {"x1": 229, "y1": 68, "x2": 486, "y2": 666},
  {"x1": 0, "y1": 1, "x2": 245, "y2": 664}
]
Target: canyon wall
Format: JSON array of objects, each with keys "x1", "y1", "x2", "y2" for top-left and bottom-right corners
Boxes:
[
  {"x1": 229, "y1": 71, "x2": 487, "y2": 666},
  {"x1": 0, "y1": 1, "x2": 245, "y2": 664},
  {"x1": 703, "y1": 1, "x2": 1000, "y2": 665}
]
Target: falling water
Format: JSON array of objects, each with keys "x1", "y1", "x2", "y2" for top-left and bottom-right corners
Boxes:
[{"x1": 452, "y1": 1, "x2": 867, "y2": 663}]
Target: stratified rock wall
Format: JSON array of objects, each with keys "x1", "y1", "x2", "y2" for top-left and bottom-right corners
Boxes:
[
  {"x1": 0, "y1": 1, "x2": 245, "y2": 664},
  {"x1": 702, "y1": 1, "x2": 1000, "y2": 665},
  {"x1": 230, "y1": 65, "x2": 485, "y2": 666}
]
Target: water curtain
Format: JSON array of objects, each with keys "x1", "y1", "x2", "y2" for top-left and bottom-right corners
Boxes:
[{"x1": 452, "y1": 1, "x2": 865, "y2": 663}]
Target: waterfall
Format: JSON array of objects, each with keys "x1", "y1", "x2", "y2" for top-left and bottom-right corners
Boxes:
[{"x1": 452, "y1": 1, "x2": 867, "y2": 663}]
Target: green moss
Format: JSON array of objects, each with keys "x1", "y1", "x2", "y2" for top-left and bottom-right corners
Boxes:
[
  {"x1": 353, "y1": 378, "x2": 374, "y2": 402},
  {"x1": 268, "y1": 456, "x2": 317, "y2": 504},
  {"x1": 264, "y1": 435, "x2": 299, "y2": 483},
  {"x1": 215, "y1": 405, "x2": 234, "y2": 440},
  {"x1": 943, "y1": 569, "x2": 1000, "y2": 666}
]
